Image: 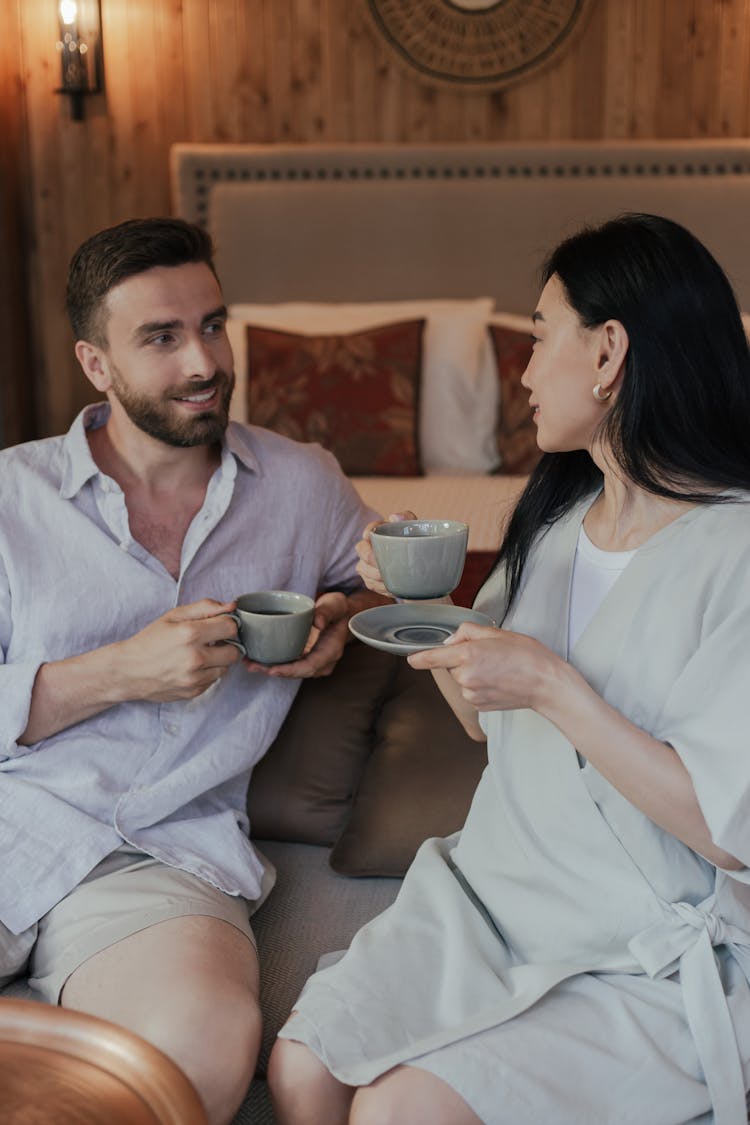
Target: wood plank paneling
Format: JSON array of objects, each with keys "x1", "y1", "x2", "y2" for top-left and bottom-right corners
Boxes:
[
  {"x1": 570, "y1": 0, "x2": 607, "y2": 139},
  {"x1": 267, "y1": 0, "x2": 294, "y2": 140},
  {"x1": 691, "y1": 0, "x2": 723, "y2": 136},
  {"x1": 0, "y1": 0, "x2": 35, "y2": 445},
  {"x1": 155, "y1": 0, "x2": 188, "y2": 144},
  {"x1": 9, "y1": 0, "x2": 750, "y2": 437},
  {"x1": 717, "y1": 0, "x2": 750, "y2": 135},
  {"x1": 348, "y1": 2, "x2": 380, "y2": 140},
  {"x1": 235, "y1": 0, "x2": 273, "y2": 142},
  {"x1": 289, "y1": 0, "x2": 326, "y2": 141},
  {"x1": 658, "y1": 0, "x2": 699, "y2": 136},
  {"x1": 604, "y1": 0, "x2": 637, "y2": 139},
  {"x1": 631, "y1": 0, "x2": 664, "y2": 138}
]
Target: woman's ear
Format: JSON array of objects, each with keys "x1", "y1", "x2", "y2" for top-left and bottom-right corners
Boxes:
[
  {"x1": 595, "y1": 320, "x2": 629, "y2": 390},
  {"x1": 75, "y1": 340, "x2": 112, "y2": 393}
]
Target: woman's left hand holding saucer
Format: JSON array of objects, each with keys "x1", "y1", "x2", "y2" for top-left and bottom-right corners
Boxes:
[{"x1": 408, "y1": 622, "x2": 560, "y2": 713}]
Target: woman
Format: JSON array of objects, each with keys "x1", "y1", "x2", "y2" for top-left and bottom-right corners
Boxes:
[{"x1": 268, "y1": 214, "x2": 750, "y2": 1125}]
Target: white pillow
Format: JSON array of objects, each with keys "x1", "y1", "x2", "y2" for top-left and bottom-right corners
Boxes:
[{"x1": 226, "y1": 299, "x2": 498, "y2": 474}]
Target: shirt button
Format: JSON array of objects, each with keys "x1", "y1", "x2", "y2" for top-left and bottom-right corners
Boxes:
[
  {"x1": 164, "y1": 722, "x2": 179, "y2": 736},
  {"x1": 119, "y1": 541, "x2": 129, "y2": 551}
]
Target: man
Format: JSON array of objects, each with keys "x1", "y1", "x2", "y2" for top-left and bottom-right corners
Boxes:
[{"x1": 0, "y1": 217, "x2": 381, "y2": 1124}]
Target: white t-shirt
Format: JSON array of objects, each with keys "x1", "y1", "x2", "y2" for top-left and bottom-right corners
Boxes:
[{"x1": 568, "y1": 524, "x2": 637, "y2": 654}]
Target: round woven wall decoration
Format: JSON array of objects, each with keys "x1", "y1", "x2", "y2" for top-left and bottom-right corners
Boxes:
[{"x1": 361, "y1": 0, "x2": 593, "y2": 92}]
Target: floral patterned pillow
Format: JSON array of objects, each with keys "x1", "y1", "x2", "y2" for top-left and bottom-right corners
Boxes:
[
  {"x1": 245, "y1": 320, "x2": 425, "y2": 476},
  {"x1": 488, "y1": 324, "x2": 541, "y2": 476}
]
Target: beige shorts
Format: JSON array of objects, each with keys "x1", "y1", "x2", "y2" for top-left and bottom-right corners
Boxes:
[{"x1": 4, "y1": 847, "x2": 266, "y2": 1005}]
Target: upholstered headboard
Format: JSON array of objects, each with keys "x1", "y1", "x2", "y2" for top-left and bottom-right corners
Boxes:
[{"x1": 170, "y1": 141, "x2": 750, "y2": 313}]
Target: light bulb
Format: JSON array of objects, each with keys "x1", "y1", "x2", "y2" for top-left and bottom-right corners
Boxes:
[{"x1": 59, "y1": 1, "x2": 78, "y2": 26}]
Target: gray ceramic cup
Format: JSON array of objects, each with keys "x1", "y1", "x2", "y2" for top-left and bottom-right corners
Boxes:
[
  {"x1": 370, "y1": 519, "x2": 469, "y2": 599},
  {"x1": 227, "y1": 591, "x2": 315, "y2": 664}
]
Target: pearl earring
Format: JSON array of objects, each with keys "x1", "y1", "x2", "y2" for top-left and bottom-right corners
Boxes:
[{"x1": 593, "y1": 383, "x2": 612, "y2": 402}]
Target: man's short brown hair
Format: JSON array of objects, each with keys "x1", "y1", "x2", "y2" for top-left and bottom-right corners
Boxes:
[{"x1": 66, "y1": 217, "x2": 217, "y2": 347}]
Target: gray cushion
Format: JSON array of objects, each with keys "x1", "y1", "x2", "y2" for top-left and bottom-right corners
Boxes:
[{"x1": 251, "y1": 839, "x2": 400, "y2": 1075}]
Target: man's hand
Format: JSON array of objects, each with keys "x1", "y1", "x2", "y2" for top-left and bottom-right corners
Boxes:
[
  {"x1": 114, "y1": 599, "x2": 243, "y2": 701},
  {"x1": 20, "y1": 599, "x2": 242, "y2": 745}
]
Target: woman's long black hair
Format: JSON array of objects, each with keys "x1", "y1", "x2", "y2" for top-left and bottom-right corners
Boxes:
[{"x1": 494, "y1": 212, "x2": 750, "y2": 616}]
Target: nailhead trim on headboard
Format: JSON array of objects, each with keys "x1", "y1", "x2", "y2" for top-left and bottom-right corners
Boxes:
[{"x1": 171, "y1": 142, "x2": 750, "y2": 227}]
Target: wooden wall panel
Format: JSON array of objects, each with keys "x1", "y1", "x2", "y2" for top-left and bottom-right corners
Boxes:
[
  {"x1": 717, "y1": 0, "x2": 750, "y2": 135},
  {"x1": 691, "y1": 0, "x2": 723, "y2": 136},
  {"x1": 0, "y1": 0, "x2": 35, "y2": 446},
  {"x1": 630, "y1": 0, "x2": 664, "y2": 138},
  {"x1": 9, "y1": 0, "x2": 750, "y2": 437}
]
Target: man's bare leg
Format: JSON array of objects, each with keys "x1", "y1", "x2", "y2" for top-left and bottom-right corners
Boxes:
[{"x1": 61, "y1": 914, "x2": 261, "y2": 1125}]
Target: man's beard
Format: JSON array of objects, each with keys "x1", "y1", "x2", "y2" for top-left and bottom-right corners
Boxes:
[{"x1": 109, "y1": 368, "x2": 235, "y2": 447}]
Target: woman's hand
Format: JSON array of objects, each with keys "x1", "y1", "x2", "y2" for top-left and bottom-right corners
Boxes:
[
  {"x1": 407, "y1": 621, "x2": 562, "y2": 712},
  {"x1": 414, "y1": 621, "x2": 743, "y2": 868},
  {"x1": 355, "y1": 510, "x2": 416, "y2": 597}
]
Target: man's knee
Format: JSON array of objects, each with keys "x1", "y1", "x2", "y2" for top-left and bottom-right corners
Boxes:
[
  {"x1": 160, "y1": 977, "x2": 261, "y2": 1054},
  {"x1": 67, "y1": 971, "x2": 261, "y2": 1123},
  {"x1": 60, "y1": 916, "x2": 262, "y2": 1123},
  {"x1": 150, "y1": 985, "x2": 262, "y2": 1122}
]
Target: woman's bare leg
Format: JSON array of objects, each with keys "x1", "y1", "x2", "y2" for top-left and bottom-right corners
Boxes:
[
  {"x1": 351, "y1": 1064, "x2": 483, "y2": 1125},
  {"x1": 268, "y1": 1032, "x2": 355, "y2": 1125}
]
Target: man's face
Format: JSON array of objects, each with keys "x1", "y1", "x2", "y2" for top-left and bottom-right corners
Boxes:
[{"x1": 96, "y1": 262, "x2": 235, "y2": 447}]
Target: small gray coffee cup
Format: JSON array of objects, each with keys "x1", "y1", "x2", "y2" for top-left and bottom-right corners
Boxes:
[
  {"x1": 370, "y1": 519, "x2": 469, "y2": 599},
  {"x1": 227, "y1": 591, "x2": 315, "y2": 664}
]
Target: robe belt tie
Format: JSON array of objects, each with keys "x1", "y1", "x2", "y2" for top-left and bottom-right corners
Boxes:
[{"x1": 629, "y1": 900, "x2": 750, "y2": 1125}]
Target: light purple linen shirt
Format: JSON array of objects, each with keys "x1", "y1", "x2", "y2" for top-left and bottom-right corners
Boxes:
[{"x1": 0, "y1": 404, "x2": 378, "y2": 934}]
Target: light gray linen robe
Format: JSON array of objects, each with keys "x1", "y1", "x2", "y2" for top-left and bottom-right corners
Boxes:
[{"x1": 281, "y1": 494, "x2": 750, "y2": 1124}]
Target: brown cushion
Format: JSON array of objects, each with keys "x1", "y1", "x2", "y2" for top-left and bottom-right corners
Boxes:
[
  {"x1": 488, "y1": 323, "x2": 542, "y2": 476},
  {"x1": 245, "y1": 320, "x2": 425, "y2": 475},
  {"x1": 247, "y1": 641, "x2": 398, "y2": 846},
  {"x1": 329, "y1": 657, "x2": 487, "y2": 877}
]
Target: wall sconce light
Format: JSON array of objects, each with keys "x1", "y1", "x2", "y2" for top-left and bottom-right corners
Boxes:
[{"x1": 55, "y1": 0, "x2": 104, "y2": 121}]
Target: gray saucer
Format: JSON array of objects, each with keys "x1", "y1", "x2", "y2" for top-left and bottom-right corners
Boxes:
[{"x1": 348, "y1": 603, "x2": 495, "y2": 656}]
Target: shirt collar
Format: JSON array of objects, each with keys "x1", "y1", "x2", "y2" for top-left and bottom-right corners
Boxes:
[
  {"x1": 59, "y1": 405, "x2": 260, "y2": 500},
  {"x1": 225, "y1": 421, "x2": 262, "y2": 475},
  {"x1": 59, "y1": 403, "x2": 109, "y2": 499}
]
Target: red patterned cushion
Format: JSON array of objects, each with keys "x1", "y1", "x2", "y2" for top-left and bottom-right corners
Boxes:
[
  {"x1": 488, "y1": 324, "x2": 541, "y2": 476},
  {"x1": 245, "y1": 320, "x2": 425, "y2": 476}
]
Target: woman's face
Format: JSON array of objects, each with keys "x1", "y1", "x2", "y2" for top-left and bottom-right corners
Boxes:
[{"x1": 521, "y1": 273, "x2": 611, "y2": 455}]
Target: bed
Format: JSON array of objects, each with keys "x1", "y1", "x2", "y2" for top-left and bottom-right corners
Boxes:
[{"x1": 170, "y1": 139, "x2": 750, "y2": 606}]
